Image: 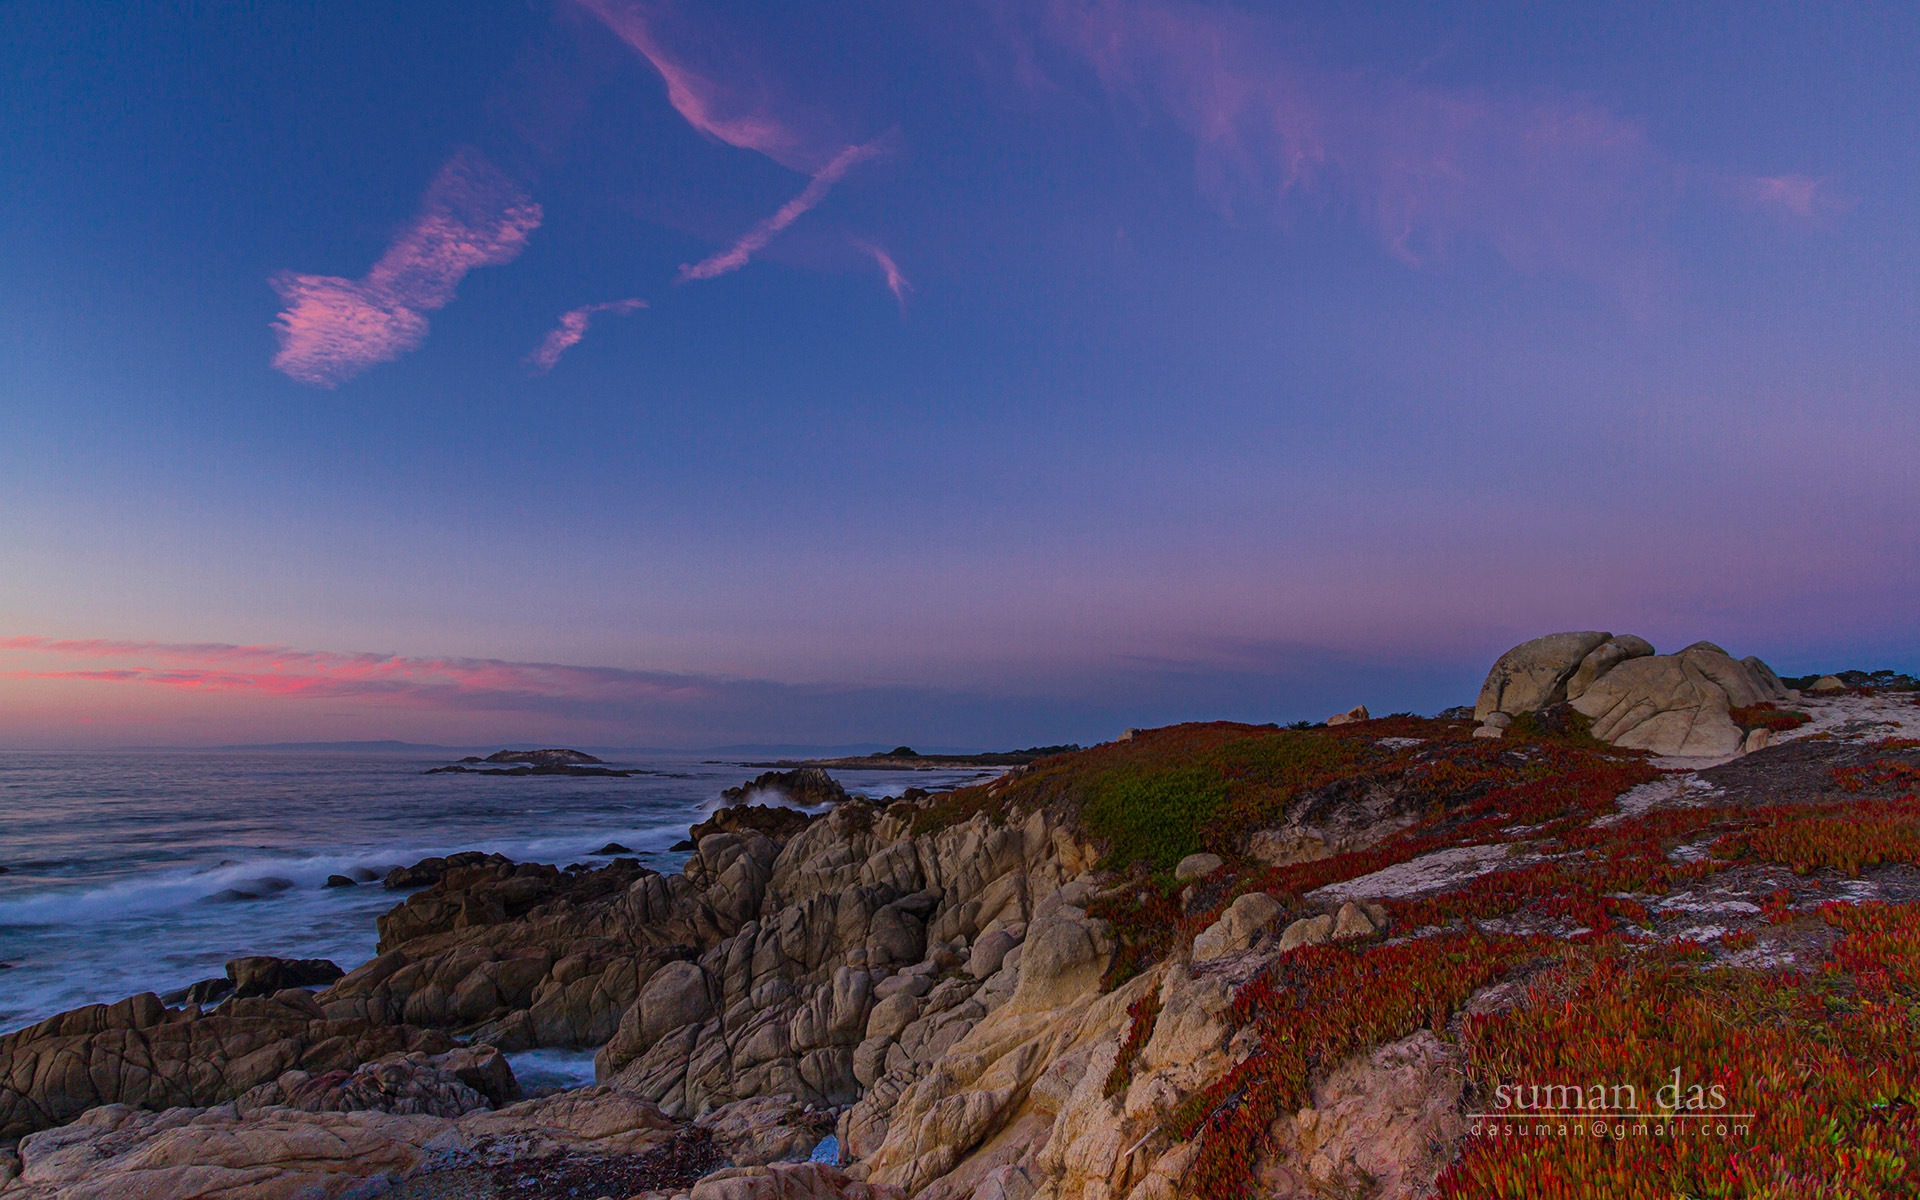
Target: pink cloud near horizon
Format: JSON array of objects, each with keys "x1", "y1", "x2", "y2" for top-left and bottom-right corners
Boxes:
[
  {"x1": 271, "y1": 150, "x2": 542, "y2": 387},
  {"x1": 678, "y1": 141, "x2": 885, "y2": 282},
  {"x1": 525, "y1": 298, "x2": 649, "y2": 373},
  {"x1": 0, "y1": 636, "x2": 711, "y2": 715}
]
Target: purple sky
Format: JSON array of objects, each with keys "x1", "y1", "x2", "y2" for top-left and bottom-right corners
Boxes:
[{"x1": 2, "y1": 1, "x2": 1915, "y2": 748}]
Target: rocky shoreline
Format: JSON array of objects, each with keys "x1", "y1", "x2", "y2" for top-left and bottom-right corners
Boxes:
[{"x1": 5, "y1": 636, "x2": 1920, "y2": 1198}]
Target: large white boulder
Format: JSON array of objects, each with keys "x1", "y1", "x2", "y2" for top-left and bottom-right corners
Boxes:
[
  {"x1": 1570, "y1": 643, "x2": 1778, "y2": 757},
  {"x1": 1474, "y1": 631, "x2": 1613, "y2": 721},
  {"x1": 1565, "y1": 635, "x2": 1657, "y2": 700}
]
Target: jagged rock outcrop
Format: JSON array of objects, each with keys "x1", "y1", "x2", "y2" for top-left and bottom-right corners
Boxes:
[
  {"x1": 1241, "y1": 767, "x2": 1436, "y2": 867},
  {"x1": 383, "y1": 850, "x2": 515, "y2": 890},
  {"x1": 720, "y1": 768, "x2": 851, "y2": 810},
  {"x1": 687, "y1": 803, "x2": 819, "y2": 847},
  {"x1": 594, "y1": 805, "x2": 1097, "y2": 1123},
  {"x1": 0, "y1": 1081, "x2": 683, "y2": 1200},
  {"x1": 0, "y1": 991, "x2": 456, "y2": 1141},
  {"x1": 226, "y1": 955, "x2": 344, "y2": 999}
]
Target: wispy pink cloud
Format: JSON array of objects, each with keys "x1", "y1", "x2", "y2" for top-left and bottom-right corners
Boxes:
[
  {"x1": 525, "y1": 298, "x2": 648, "y2": 374},
  {"x1": 853, "y1": 240, "x2": 912, "y2": 310},
  {"x1": 271, "y1": 150, "x2": 542, "y2": 387},
  {"x1": 0, "y1": 636, "x2": 710, "y2": 715},
  {"x1": 574, "y1": 0, "x2": 823, "y2": 171},
  {"x1": 1736, "y1": 173, "x2": 1853, "y2": 222},
  {"x1": 678, "y1": 141, "x2": 885, "y2": 282},
  {"x1": 1001, "y1": 0, "x2": 1842, "y2": 291}
]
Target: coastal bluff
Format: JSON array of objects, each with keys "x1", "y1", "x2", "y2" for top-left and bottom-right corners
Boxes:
[{"x1": 5, "y1": 648, "x2": 1920, "y2": 1198}]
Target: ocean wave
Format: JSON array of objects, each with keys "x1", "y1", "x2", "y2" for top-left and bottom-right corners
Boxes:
[{"x1": 0, "y1": 821, "x2": 695, "y2": 928}]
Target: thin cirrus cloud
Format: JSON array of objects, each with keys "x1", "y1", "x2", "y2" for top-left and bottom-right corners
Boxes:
[
  {"x1": 575, "y1": 0, "x2": 888, "y2": 283},
  {"x1": 678, "y1": 141, "x2": 885, "y2": 281},
  {"x1": 853, "y1": 240, "x2": 912, "y2": 310},
  {"x1": 0, "y1": 636, "x2": 713, "y2": 718},
  {"x1": 1000, "y1": 0, "x2": 1843, "y2": 292},
  {"x1": 1737, "y1": 174, "x2": 1852, "y2": 221},
  {"x1": 525, "y1": 298, "x2": 649, "y2": 373},
  {"x1": 271, "y1": 150, "x2": 542, "y2": 387},
  {"x1": 0, "y1": 634, "x2": 1070, "y2": 747},
  {"x1": 573, "y1": 0, "x2": 824, "y2": 170}
]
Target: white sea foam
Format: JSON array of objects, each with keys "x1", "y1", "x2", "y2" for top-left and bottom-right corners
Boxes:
[{"x1": 0, "y1": 750, "x2": 991, "y2": 1034}]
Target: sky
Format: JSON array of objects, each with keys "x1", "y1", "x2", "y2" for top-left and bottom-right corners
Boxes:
[{"x1": 2, "y1": 0, "x2": 1916, "y2": 749}]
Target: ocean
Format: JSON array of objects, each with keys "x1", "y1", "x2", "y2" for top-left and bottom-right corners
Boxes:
[{"x1": 0, "y1": 748, "x2": 992, "y2": 1081}]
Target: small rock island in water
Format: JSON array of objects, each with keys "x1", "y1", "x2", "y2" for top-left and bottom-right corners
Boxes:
[{"x1": 425, "y1": 748, "x2": 640, "y2": 777}]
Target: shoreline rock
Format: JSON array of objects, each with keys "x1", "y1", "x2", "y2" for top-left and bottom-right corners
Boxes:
[{"x1": 13, "y1": 695, "x2": 1920, "y2": 1198}]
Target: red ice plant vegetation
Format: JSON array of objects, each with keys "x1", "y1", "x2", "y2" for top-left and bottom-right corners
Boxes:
[
  {"x1": 1714, "y1": 796, "x2": 1920, "y2": 876},
  {"x1": 1728, "y1": 703, "x2": 1814, "y2": 733},
  {"x1": 1438, "y1": 904, "x2": 1920, "y2": 1198},
  {"x1": 1390, "y1": 803, "x2": 1740, "y2": 933},
  {"x1": 1832, "y1": 753, "x2": 1920, "y2": 794},
  {"x1": 1104, "y1": 990, "x2": 1162, "y2": 1098},
  {"x1": 1171, "y1": 931, "x2": 1550, "y2": 1200},
  {"x1": 1046, "y1": 718, "x2": 1663, "y2": 987},
  {"x1": 918, "y1": 712, "x2": 1920, "y2": 1196}
]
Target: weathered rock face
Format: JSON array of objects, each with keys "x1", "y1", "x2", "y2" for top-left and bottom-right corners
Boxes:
[
  {"x1": 688, "y1": 803, "x2": 818, "y2": 847},
  {"x1": 1256, "y1": 1030, "x2": 1467, "y2": 1198},
  {"x1": 226, "y1": 955, "x2": 344, "y2": 999},
  {"x1": 230, "y1": 1045, "x2": 514, "y2": 1118},
  {"x1": 686, "y1": 1162, "x2": 905, "y2": 1199},
  {"x1": 1572, "y1": 642, "x2": 1785, "y2": 756},
  {"x1": 0, "y1": 1080, "x2": 683, "y2": 1200},
  {"x1": 1474, "y1": 631, "x2": 1613, "y2": 721},
  {"x1": 1192, "y1": 892, "x2": 1282, "y2": 961},
  {"x1": 1476, "y1": 632, "x2": 1788, "y2": 757},
  {"x1": 0, "y1": 991, "x2": 457, "y2": 1141},
  {"x1": 1242, "y1": 768, "x2": 1435, "y2": 867},
  {"x1": 1565, "y1": 634, "x2": 1657, "y2": 701},
  {"x1": 1742, "y1": 655, "x2": 1788, "y2": 697},
  {"x1": 594, "y1": 805, "x2": 1097, "y2": 1123}
]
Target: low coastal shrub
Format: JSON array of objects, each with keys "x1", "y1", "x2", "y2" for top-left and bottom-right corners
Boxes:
[
  {"x1": 912, "y1": 722, "x2": 1384, "y2": 868},
  {"x1": 908, "y1": 698, "x2": 1920, "y2": 1197},
  {"x1": 1080, "y1": 766, "x2": 1229, "y2": 869},
  {"x1": 1728, "y1": 702, "x2": 1813, "y2": 733},
  {"x1": 1439, "y1": 904, "x2": 1920, "y2": 1198},
  {"x1": 1087, "y1": 875, "x2": 1188, "y2": 989},
  {"x1": 1506, "y1": 705, "x2": 1612, "y2": 749}
]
